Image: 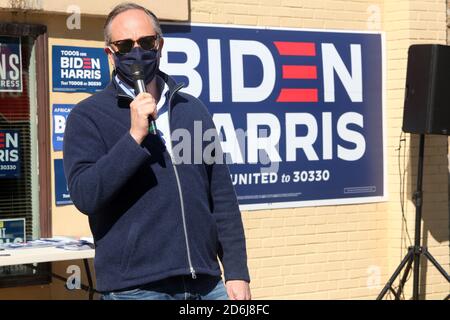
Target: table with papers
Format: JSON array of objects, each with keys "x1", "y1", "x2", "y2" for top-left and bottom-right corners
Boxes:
[{"x1": 0, "y1": 237, "x2": 96, "y2": 299}]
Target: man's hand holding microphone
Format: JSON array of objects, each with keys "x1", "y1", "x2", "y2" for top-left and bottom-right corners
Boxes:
[{"x1": 129, "y1": 63, "x2": 158, "y2": 145}]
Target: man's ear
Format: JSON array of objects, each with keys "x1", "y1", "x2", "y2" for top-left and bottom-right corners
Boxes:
[
  {"x1": 157, "y1": 38, "x2": 164, "y2": 58},
  {"x1": 105, "y1": 47, "x2": 115, "y2": 69},
  {"x1": 105, "y1": 46, "x2": 116, "y2": 56}
]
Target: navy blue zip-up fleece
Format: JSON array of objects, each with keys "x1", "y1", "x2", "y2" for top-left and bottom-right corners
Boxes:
[{"x1": 63, "y1": 71, "x2": 250, "y2": 292}]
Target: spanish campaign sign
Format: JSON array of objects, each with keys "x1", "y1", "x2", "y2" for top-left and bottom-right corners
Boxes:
[
  {"x1": 54, "y1": 159, "x2": 72, "y2": 206},
  {"x1": 0, "y1": 36, "x2": 22, "y2": 92},
  {"x1": 0, "y1": 130, "x2": 21, "y2": 179},
  {"x1": 52, "y1": 104, "x2": 74, "y2": 151},
  {"x1": 160, "y1": 24, "x2": 385, "y2": 210},
  {"x1": 0, "y1": 218, "x2": 25, "y2": 244},
  {"x1": 52, "y1": 45, "x2": 110, "y2": 93}
]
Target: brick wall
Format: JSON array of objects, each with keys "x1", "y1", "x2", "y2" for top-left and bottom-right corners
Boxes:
[
  {"x1": 447, "y1": 0, "x2": 450, "y2": 298},
  {"x1": 384, "y1": 0, "x2": 449, "y2": 300},
  {"x1": 190, "y1": 0, "x2": 450, "y2": 299},
  {"x1": 448, "y1": 0, "x2": 450, "y2": 43}
]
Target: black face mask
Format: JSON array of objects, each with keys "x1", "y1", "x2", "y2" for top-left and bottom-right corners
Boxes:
[{"x1": 113, "y1": 47, "x2": 159, "y2": 87}]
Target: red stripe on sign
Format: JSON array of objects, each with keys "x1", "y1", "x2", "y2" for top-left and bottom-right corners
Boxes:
[
  {"x1": 277, "y1": 88, "x2": 318, "y2": 103},
  {"x1": 0, "y1": 144, "x2": 4, "y2": 148},
  {"x1": 274, "y1": 42, "x2": 316, "y2": 56},
  {"x1": 282, "y1": 65, "x2": 317, "y2": 79}
]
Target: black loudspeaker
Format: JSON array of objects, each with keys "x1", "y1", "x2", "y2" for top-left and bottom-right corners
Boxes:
[{"x1": 402, "y1": 44, "x2": 450, "y2": 135}]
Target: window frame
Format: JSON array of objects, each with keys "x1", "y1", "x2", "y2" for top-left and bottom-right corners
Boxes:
[
  {"x1": 0, "y1": 23, "x2": 52, "y2": 287},
  {"x1": 0, "y1": 22, "x2": 52, "y2": 238}
]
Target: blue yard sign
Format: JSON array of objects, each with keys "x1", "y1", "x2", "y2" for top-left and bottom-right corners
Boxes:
[
  {"x1": 52, "y1": 45, "x2": 110, "y2": 93},
  {"x1": 0, "y1": 36, "x2": 22, "y2": 92},
  {"x1": 52, "y1": 104, "x2": 74, "y2": 151},
  {"x1": 160, "y1": 24, "x2": 385, "y2": 210},
  {"x1": 0, "y1": 218, "x2": 25, "y2": 244},
  {"x1": 0, "y1": 130, "x2": 21, "y2": 179},
  {"x1": 54, "y1": 159, "x2": 73, "y2": 206}
]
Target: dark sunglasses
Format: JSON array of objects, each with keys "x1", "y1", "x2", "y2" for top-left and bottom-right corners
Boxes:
[{"x1": 110, "y1": 35, "x2": 160, "y2": 55}]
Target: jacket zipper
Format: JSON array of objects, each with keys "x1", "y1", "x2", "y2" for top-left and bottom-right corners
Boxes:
[{"x1": 167, "y1": 83, "x2": 197, "y2": 280}]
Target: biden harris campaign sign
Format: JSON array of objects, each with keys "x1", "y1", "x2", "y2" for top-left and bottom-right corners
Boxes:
[
  {"x1": 52, "y1": 46, "x2": 110, "y2": 93},
  {"x1": 54, "y1": 159, "x2": 72, "y2": 206},
  {"x1": 0, "y1": 130, "x2": 21, "y2": 179},
  {"x1": 52, "y1": 104, "x2": 74, "y2": 152},
  {"x1": 160, "y1": 24, "x2": 385, "y2": 210},
  {"x1": 0, "y1": 36, "x2": 22, "y2": 92}
]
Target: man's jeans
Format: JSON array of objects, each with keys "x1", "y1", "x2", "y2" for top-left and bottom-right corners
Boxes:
[{"x1": 101, "y1": 275, "x2": 228, "y2": 300}]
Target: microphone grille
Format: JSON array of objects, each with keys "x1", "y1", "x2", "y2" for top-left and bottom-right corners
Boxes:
[{"x1": 131, "y1": 63, "x2": 144, "y2": 81}]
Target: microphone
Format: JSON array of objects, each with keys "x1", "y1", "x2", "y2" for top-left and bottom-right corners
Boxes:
[{"x1": 131, "y1": 63, "x2": 157, "y2": 135}]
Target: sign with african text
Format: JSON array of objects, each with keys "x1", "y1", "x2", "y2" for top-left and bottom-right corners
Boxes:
[{"x1": 52, "y1": 104, "x2": 74, "y2": 151}]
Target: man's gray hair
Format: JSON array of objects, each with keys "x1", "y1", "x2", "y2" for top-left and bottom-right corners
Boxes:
[{"x1": 104, "y1": 2, "x2": 163, "y2": 45}]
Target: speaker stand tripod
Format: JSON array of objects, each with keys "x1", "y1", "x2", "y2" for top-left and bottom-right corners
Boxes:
[{"x1": 377, "y1": 134, "x2": 450, "y2": 300}]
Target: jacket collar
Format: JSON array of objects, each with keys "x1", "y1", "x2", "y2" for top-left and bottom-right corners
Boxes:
[{"x1": 109, "y1": 70, "x2": 185, "y2": 107}]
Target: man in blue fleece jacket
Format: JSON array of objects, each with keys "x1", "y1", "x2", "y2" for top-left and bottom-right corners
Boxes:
[{"x1": 63, "y1": 2, "x2": 251, "y2": 300}]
